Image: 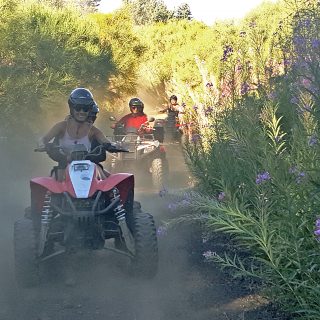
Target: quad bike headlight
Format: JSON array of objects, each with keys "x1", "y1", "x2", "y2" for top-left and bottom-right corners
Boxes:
[{"x1": 143, "y1": 146, "x2": 154, "y2": 153}]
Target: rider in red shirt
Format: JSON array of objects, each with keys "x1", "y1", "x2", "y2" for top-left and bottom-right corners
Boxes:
[{"x1": 115, "y1": 98, "x2": 150, "y2": 134}]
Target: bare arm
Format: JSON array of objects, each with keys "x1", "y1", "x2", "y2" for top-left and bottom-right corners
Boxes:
[
  {"x1": 158, "y1": 103, "x2": 169, "y2": 114},
  {"x1": 38, "y1": 121, "x2": 66, "y2": 147}
]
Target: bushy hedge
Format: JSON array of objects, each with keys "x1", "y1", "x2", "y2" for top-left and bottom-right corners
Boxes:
[
  {"x1": 136, "y1": 1, "x2": 285, "y2": 101},
  {"x1": 0, "y1": 0, "x2": 142, "y2": 135}
]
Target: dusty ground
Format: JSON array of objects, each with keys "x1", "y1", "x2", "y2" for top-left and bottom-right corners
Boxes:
[{"x1": 0, "y1": 142, "x2": 289, "y2": 320}]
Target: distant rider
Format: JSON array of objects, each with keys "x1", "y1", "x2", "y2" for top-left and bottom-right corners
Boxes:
[
  {"x1": 112, "y1": 98, "x2": 152, "y2": 134},
  {"x1": 159, "y1": 95, "x2": 182, "y2": 142}
]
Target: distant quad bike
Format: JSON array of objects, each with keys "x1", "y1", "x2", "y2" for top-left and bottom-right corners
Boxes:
[
  {"x1": 106, "y1": 116, "x2": 169, "y2": 189},
  {"x1": 14, "y1": 143, "x2": 158, "y2": 287}
]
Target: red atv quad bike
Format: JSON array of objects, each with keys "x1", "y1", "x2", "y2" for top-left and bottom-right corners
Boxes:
[{"x1": 14, "y1": 143, "x2": 158, "y2": 287}]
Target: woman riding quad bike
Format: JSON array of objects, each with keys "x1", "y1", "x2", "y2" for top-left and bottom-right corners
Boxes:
[{"x1": 14, "y1": 89, "x2": 158, "y2": 287}]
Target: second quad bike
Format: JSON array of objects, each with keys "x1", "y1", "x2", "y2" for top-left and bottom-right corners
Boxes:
[
  {"x1": 106, "y1": 117, "x2": 169, "y2": 189},
  {"x1": 14, "y1": 143, "x2": 158, "y2": 287}
]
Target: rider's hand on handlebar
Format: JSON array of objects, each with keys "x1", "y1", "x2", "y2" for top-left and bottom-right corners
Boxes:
[
  {"x1": 36, "y1": 138, "x2": 46, "y2": 149},
  {"x1": 102, "y1": 142, "x2": 129, "y2": 153},
  {"x1": 35, "y1": 140, "x2": 47, "y2": 152}
]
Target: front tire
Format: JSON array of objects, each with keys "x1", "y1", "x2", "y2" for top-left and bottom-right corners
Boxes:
[
  {"x1": 130, "y1": 212, "x2": 158, "y2": 278},
  {"x1": 151, "y1": 158, "x2": 168, "y2": 189},
  {"x1": 14, "y1": 218, "x2": 40, "y2": 287}
]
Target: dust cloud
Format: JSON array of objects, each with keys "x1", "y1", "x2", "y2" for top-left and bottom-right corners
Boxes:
[
  {"x1": 0, "y1": 135, "x2": 201, "y2": 320},
  {"x1": 0, "y1": 114, "x2": 277, "y2": 320}
]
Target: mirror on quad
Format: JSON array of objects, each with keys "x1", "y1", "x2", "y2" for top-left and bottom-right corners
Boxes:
[
  {"x1": 109, "y1": 116, "x2": 116, "y2": 121},
  {"x1": 148, "y1": 117, "x2": 155, "y2": 122}
]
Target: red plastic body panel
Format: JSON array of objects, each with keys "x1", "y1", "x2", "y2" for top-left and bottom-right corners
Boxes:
[{"x1": 30, "y1": 164, "x2": 134, "y2": 213}]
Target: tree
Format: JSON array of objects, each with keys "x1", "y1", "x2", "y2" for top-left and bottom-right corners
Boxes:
[
  {"x1": 40, "y1": 0, "x2": 101, "y2": 12},
  {"x1": 123, "y1": 0, "x2": 172, "y2": 25},
  {"x1": 174, "y1": 3, "x2": 192, "y2": 20},
  {"x1": 153, "y1": 0, "x2": 172, "y2": 23},
  {"x1": 77, "y1": 0, "x2": 101, "y2": 12}
]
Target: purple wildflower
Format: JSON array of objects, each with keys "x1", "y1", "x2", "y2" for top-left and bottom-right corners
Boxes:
[
  {"x1": 267, "y1": 91, "x2": 277, "y2": 101},
  {"x1": 312, "y1": 39, "x2": 320, "y2": 48},
  {"x1": 205, "y1": 106, "x2": 214, "y2": 116},
  {"x1": 202, "y1": 235, "x2": 209, "y2": 243},
  {"x1": 297, "y1": 104, "x2": 312, "y2": 114},
  {"x1": 203, "y1": 250, "x2": 217, "y2": 259},
  {"x1": 180, "y1": 199, "x2": 191, "y2": 206},
  {"x1": 157, "y1": 226, "x2": 168, "y2": 237},
  {"x1": 301, "y1": 18, "x2": 311, "y2": 28},
  {"x1": 296, "y1": 172, "x2": 306, "y2": 184},
  {"x1": 308, "y1": 135, "x2": 318, "y2": 147},
  {"x1": 289, "y1": 166, "x2": 297, "y2": 174},
  {"x1": 256, "y1": 171, "x2": 271, "y2": 185},
  {"x1": 218, "y1": 192, "x2": 225, "y2": 201},
  {"x1": 159, "y1": 186, "x2": 168, "y2": 197},
  {"x1": 274, "y1": 136, "x2": 280, "y2": 143},
  {"x1": 265, "y1": 66, "x2": 273, "y2": 74},
  {"x1": 239, "y1": 31, "x2": 246, "y2": 37},
  {"x1": 240, "y1": 82, "x2": 250, "y2": 95},
  {"x1": 183, "y1": 192, "x2": 192, "y2": 201},
  {"x1": 191, "y1": 134, "x2": 201, "y2": 143},
  {"x1": 293, "y1": 36, "x2": 306, "y2": 47},
  {"x1": 290, "y1": 96, "x2": 299, "y2": 104},
  {"x1": 206, "y1": 82, "x2": 213, "y2": 88},
  {"x1": 301, "y1": 78, "x2": 311, "y2": 88},
  {"x1": 303, "y1": 104, "x2": 312, "y2": 112},
  {"x1": 314, "y1": 218, "x2": 320, "y2": 241},
  {"x1": 193, "y1": 105, "x2": 198, "y2": 111},
  {"x1": 221, "y1": 45, "x2": 233, "y2": 62},
  {"x1": 168, "y1": 203, "x2": 178, "y2": 211},
  {"x1": 283, "y1": 59, "x2": 291, "y2": 66}
]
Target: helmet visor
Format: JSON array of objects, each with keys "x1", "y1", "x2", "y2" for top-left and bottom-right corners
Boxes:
[{"x1": 73, "y1": 104, "x2": 92, "y2": 112}]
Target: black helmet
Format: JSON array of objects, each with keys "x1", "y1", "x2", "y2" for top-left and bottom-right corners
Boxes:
[
  {"x1": 129, "y1": 97, "x2": 144, "y2": 113},
  {"x1": 68, "y1": 88, "x2": 96, "y2": 120},
  {"x1": 88, "y1": 103, "x2": 99, "y2": 123}
]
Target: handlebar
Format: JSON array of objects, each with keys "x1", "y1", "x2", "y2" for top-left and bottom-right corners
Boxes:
[
  {"x1": 101, "y1": 142, "x2": 129, "y2": 153},
  {"x1": 34, "y1": 144, "x2": 63, "y2": 153},
  {"x1": 34, "y1": 142, "x2": 129, "y2": 155}
]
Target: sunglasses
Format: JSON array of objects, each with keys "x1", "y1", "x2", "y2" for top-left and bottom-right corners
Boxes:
[
  {"x1": 130, "y1": 106, "x2": 138, "y2": 109},
  {"x1": 74, "y1": 105, "x2": 91, "y2": 112}
]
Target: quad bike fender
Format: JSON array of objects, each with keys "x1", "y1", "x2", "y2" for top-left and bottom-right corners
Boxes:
[
  {"x1": 30, "y1": 177, "x2": 76, "y2": 213},
  {"x1": 30, "y1": 174, "x2": 134, "y2": 213},
  {"x1": 90, "y1": 173, "x2": 134, "y2": 202},
  {"x1": 31, "y1": 177, "x2": 76, "y2": 195}
]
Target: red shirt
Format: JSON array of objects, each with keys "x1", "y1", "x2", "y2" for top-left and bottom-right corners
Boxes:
[{"x1": 118, "y1": 113, "x2": 148, "y2": 131}]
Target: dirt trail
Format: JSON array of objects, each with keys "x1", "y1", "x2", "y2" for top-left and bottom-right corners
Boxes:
[{"x1": 0, "y1": 143, "x2": 279, "y2": 320}]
